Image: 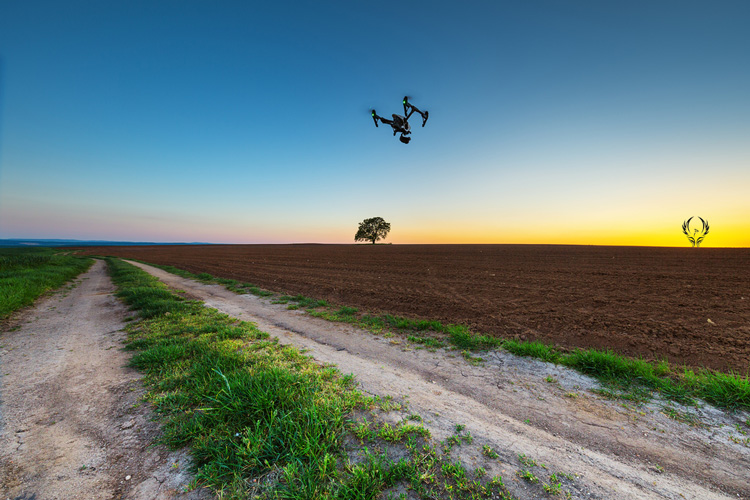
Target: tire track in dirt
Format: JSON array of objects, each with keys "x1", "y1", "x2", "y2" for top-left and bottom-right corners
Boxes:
[
  {"x1": 127, "y1": 260, "x2": 750, "y2": 500},
  {"x1": 0, "y1": 260, "x2": 212, "y2": 500}
]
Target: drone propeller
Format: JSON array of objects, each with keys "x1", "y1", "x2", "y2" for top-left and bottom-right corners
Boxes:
[
  {"x1": 370, "y1": 109, "x2": 379, "y2": 127},
  {"x1": 402, "y1": 95, "x2": 414, "y2": 112}
]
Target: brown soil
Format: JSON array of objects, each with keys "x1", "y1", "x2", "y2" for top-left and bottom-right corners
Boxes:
[
  {"x1": 0, "y1": 260, "x2": 212, "y2": 500},
  {"x1": 77, "y1": 245, "x2": 750, "y2": 373}
]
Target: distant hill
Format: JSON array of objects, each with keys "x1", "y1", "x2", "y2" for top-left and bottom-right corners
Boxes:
[{"x1": 0, "y1": 239, "x2": 212, "y2": 248}]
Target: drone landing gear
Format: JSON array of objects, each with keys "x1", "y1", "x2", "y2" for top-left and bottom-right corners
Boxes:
[{"x1": 399, "y1": 135, "x2": 411, "y2": 144}]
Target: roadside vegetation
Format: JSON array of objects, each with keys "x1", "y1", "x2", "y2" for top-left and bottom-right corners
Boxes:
[
  {"x1": 107, "y1": 258, "x2": 544, "y2": 499},
  {"x1": 312, "y1": 307, "x2": 749, "y2": 412},
  {"x1": 0, "y1": 247, "x2": 92, "y2": 319},
  {"x1": 132, "y1": 261, "x2": 750, "y2": 413}
]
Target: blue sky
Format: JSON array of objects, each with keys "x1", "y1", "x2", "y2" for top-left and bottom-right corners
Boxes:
[{"x1": 1, "y1": 1, "x2": 748, "y2": 246}]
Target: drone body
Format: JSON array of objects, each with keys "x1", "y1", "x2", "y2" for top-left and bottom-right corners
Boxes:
[{"x1": 371, "y1": 96, "x2": 429, "y2": 144}]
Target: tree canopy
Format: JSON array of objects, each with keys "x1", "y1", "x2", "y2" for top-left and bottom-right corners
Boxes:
[{"x1": 355, "y1": 217, "x2": 391, "y2": 244}]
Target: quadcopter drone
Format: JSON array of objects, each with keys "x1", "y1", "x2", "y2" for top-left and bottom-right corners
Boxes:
[{"x1": 371, "y1": 96, "x2": 429, "y2": 144}]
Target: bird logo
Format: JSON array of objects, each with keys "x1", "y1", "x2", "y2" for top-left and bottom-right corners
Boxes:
[{"x1": 682, "y1": 217, "x2": 709, "y2": 247}]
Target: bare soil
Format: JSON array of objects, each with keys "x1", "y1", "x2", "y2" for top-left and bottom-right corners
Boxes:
[
  {"x1": 0, "y1": 260, "x2": 211, "y2": 500},
  {"x1": 125, "y1": 260, "x2": 749, "y2": 500},
  {"x1": 76, "y1": 244, "x2": 750, "y2": 373}
]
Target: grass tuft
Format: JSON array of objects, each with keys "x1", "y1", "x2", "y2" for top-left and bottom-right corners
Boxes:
[{"x1": 501, "y1": 339, "x2": 560, "y2": 363}]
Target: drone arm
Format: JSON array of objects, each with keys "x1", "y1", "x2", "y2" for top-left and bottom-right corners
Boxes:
[
  {"x1": 408, "y1": 104, "x2": 429, "y2": 127},
  {"x1": 373, "y1": 112, "x2": 393, "y2": 127}
]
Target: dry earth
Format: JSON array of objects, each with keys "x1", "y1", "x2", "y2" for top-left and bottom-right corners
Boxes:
[
  {"x1": 0, "y1": 260, "x2": 212, "y2": 500},
  {"x1": 125, "y1": 260, "x2": 750, "y2": 500}
]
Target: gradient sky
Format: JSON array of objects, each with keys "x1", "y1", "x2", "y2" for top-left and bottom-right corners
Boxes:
[{"x1": 1, "y1": 1, "x2": 748, "y2": 247}]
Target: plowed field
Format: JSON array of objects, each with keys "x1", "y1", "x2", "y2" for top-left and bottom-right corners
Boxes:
[{"x1": 78, "y1": 244, "x2": 750, "y2": 373}]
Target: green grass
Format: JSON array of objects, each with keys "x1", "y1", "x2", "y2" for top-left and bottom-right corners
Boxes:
[
  {"x1": 501, "y1": 340, "x2": 750, "y2": 411},
  {"x1": 561, "y1": 349, "x2": 750, "y2": 410},
  {"x1": 516, "y1": 469, "x2": 538, "y2": 483},
  {"x1": 0, "y1": 247, "x2": 93, "y2": 319},
  {"x1": 120, "y1": 261, "x2": 750, "y2": 413},
  {"x1": 502, "y1": 339, "x2": 560, "y2": 363},
  {"x1": 107, "y1": 258, "x2": 521, "y2": 499}
]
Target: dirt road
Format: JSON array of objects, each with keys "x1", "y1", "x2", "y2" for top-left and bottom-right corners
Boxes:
[
  {"x1": 126, "y1": 260, "x2": 750, "y2": 500},
  {"x1": 0, "y1": 260, "x2": 210, "y2": 500}
]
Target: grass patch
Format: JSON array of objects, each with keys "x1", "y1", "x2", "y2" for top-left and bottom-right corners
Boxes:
[
  {"x1": 501, "y1": 339, "x2": 560, "y2": 363},
  {"x1": 107, "y1": 258, "x2": 521, "y2": 499},
  {"x1": 407, "y1": 334, "x2": 446, "y2": 350},
  {"x1": 661, "y1": 405, "x2": 704, "y2": 427},
  {"x1": 309, "y1": 306, "x2": 361, "y2": 323},
  {"x1": 516, "y1": 469, "x2": 538, "y2": 483},
  {"x1": 454, "y1": 335, "x2": 750, "y2": 412},
  {"x1": 563, "y1": 348, "x2": 750, "y2": 410},
  {"x1": 0, "y1": 247, "x2": 93, "y2": 319}
]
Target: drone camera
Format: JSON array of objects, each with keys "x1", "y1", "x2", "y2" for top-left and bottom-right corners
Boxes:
[{"x1": 399, "y1": 135, "x2": 411, "y2": 144}]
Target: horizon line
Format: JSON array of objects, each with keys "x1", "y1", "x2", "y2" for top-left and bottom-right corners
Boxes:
[{"x1": 1, "y1": 238, "x2": 747, "y2": 249}]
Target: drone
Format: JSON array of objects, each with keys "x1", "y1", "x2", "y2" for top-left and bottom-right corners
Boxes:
[{"x1": 371, "y1": 96, "x2": 429, "y2": 144}]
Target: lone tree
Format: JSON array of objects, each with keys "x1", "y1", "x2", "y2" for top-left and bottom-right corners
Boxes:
[{"x1": 355, "y1": 217, "x2": 391, "y2": 244}]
